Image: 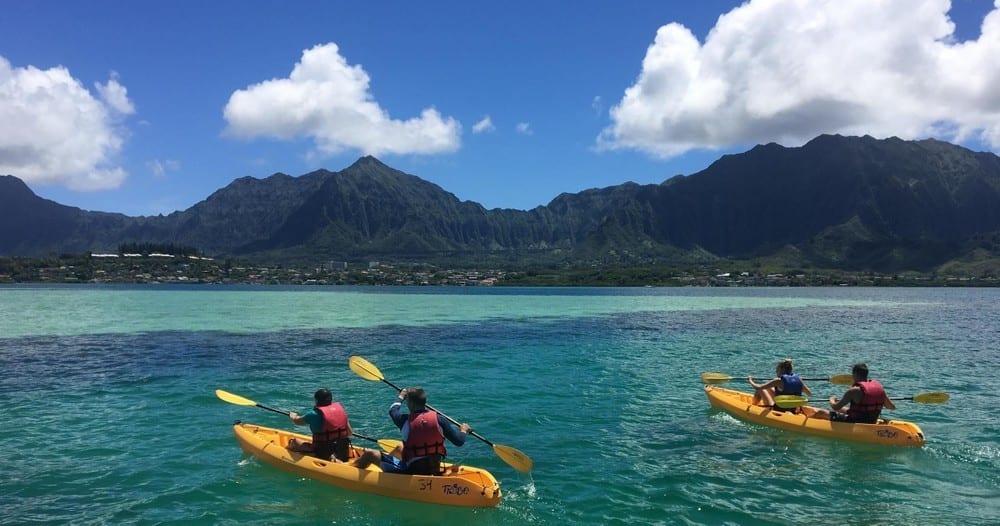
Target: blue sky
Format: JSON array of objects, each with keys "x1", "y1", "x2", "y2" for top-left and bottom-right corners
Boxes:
[{"x1": 1, "y1": 0, "x2": 998, "y2": 216}]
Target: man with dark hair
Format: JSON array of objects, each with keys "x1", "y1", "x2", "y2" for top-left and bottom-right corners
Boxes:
[
  {"x1": 288, "y1": 388, "x2": 355, "y2": 462},
  {"x1": 814, "y1": 363, "x2": 896, "y2": 423},
  {"x1": 355, "y1": 386, "x2": 470, "y2": 475}
]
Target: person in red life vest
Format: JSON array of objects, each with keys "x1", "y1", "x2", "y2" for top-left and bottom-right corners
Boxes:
[
  {"x1": 355, "y1": 387, "x2": 470, "y2": 475},
  {"x1": 748, "y1": 358, "x2": 812, "y2": 409},
  {"x1": 287, "y1": 388, "x2": 356, "y2": 462},
  {"x1": 814, "y1": 363, "x2": 896, "y2": 423}
]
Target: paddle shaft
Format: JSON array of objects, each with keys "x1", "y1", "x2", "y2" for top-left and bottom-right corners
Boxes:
[
  {"x1": 254, "y1": 403, "x2": 290, "y2": 416},
  {"x1": 775, "y1": 391, "x2": 948, "y2": 408},
  {"x1": 379, "y1": 377, "x2": 498, "y2": 448},
  {"x1": 235, "y1": 397, "x2": 381, "y2": 444},
  {"x1": 702, "y1": 372, "x2": 853, "y2": 385}
]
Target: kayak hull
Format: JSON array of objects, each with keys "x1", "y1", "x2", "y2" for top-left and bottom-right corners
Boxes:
[
  {"x1": 232, "y1": 422, "x2": 502, "y2": 507},
  {"x1": 704, "y1": 385, "x2": 926, "y2": 447}
]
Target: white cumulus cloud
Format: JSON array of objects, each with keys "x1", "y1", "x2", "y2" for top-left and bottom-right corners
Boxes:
[
  {"x1": 224, "y1": 42, "x2": 461, "y2": 157},
  {"x1": 598, "y1": 0, "x2": 1000, "y2": 157},
  {"x1": 0, "y1": 56, "x2": 133, "y2": 190},
  {"x1": 472, "y1": 115, "x2": 495, "y2": 134},
  {"x1": 516, "y1": 122, "x2": 533, "y2": 135}
]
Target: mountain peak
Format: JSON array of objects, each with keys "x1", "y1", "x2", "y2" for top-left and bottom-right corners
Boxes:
[
  {"x1": 0, "y1": 174, "x2": 36, "y2": 198},
  {"x1": 349, "y1": 155, "x2": 389, "y2": 169}
]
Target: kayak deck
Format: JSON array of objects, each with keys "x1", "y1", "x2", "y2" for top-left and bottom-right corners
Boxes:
[
  {"x1": 704, "y1": 385, "x2": 925, "y2": 447},
  {"x1": 232, "y1": 422, "x2": 502, "y2": 507}
]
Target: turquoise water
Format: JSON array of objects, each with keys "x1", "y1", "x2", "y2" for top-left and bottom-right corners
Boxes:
[{"x1": 0, "y1": 285, "x2": 997, "y2": 525}]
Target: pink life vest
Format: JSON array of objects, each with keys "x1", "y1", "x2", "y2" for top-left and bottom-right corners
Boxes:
[
  {"x1": 847, "y1": 380, "x2": 885, "y2": 422},
  {"x1": 403, "y1": 410, "x2": 447, "y2": 461},
  {"x1": 315, "y1": 402, "x2": 350, "y2": 441}
]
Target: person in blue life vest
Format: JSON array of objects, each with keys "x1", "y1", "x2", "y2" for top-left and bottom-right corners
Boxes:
[
  {"x1": 354, "y1": 387, "x2": 470, "y2": 475},
  {"x1": 287, "y1": 388, "x2": 356, "y2": 462},
  {"x1": 814, "y1": 363, "x2": 896, "y2": 423},
  {"x1": 748, "y1": 358, "x2": 812, "y2": 409}
]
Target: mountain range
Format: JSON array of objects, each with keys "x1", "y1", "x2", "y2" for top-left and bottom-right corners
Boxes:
[{"x1": 3, "y1": 134, "x2": 1000, "y2": 273}]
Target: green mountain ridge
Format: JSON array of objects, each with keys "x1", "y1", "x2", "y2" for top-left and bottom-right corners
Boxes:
[{"x1": 2, "y1": 134, "x2": 1000, "y2": 273}]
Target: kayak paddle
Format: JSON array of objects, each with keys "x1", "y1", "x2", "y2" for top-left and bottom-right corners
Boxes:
[
  {"x1": 773, "y1": 391, "x2": 950, "y2": 409},
  {"x1": 701, "y1": 372, "x2": 854, "y2": 385},
  {"x1": 348, "y1": 355, "x2": 533, "y2": 473},
  {"x1": 214, "y1": 388, "x2": 398, "y2": 452}
]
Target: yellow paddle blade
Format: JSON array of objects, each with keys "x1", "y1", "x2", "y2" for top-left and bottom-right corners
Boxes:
[
  {"x1": 349, "y1": 356, "x2": 384, "y2": 382},
  {"x1": 494, "y1": 444, "x2": 533, "y2": 472},
  {"x1": 828, "y1": 374, "x2": 855, "y2": 386},
  {"x1": 911, "y1": 392, "x2": 949, "y2": 404},
  {"x1": 216, "y1": 389, "x2": 256, "y2": 407},
  {"x1": 700, "y1": 372, "x2": 734, "y2": 384},
  {"x1": 377, "y1": 439, "x2": 402, "y2": 453},
  {"x1": 773, "y1": 395, "x2": 810, "y2": 409}
]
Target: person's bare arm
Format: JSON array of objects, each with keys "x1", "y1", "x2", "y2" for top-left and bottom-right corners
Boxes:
[{"x1": 830, "y1": 387, "x2": 860, "y2": 411}]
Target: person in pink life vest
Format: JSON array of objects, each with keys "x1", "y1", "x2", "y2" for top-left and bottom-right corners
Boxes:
[
  {"x1": 814, "y1": 363, "x2": 896, "y2": 423},
  {"x1": 287, "y1": 388, "x2": 356, "y2": 462},
  {"x1": 354, "y1": 387, "x2": 471, "y2": 475}
]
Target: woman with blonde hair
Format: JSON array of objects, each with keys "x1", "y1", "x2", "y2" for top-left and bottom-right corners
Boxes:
[{"x1": 748, "y1": 358, "x2": 812, "y2": 409}]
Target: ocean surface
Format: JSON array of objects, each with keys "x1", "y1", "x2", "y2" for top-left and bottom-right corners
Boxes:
[{"x1": 1, "y1": 285, "x2": 997, "y2": 525}]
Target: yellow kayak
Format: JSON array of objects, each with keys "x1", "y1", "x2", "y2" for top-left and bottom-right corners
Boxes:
[
  {"x1": 232, "y1": 422, "x2": 502, "y2": 507},
  {"x1": 704, "y1": 385, "x2": 926, "y2": 447}
]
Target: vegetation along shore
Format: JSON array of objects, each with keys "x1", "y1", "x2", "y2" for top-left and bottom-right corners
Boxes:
[{"x1": 1, "y1": 251, "x2": 996, "y2": 287}]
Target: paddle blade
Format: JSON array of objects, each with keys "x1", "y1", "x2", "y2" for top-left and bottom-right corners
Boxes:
[
  {"x1": 216, "y1": 389, "x2": 256, "y2": 407},
  {"x1": 349, "y1": 356, "x2": 385, "y2": 382},
  {"x1": 494, "y1": 444, "x2": 533, "y2": 472},
  {"x1": 377, "y1": 439, "x2": 402, "y2": 453},
  {"x1": 828, "y1": 374, "x2": 855, "y2": 386},
  {"x1": 912, "y1": 392, "x2": 949, "y2": 404},
  {"x1": 700, "y1": 372, "x2": 734, "y2": 384},
  {"x1": 773, "y1": 395, "x2": 810, "y2": 409}
]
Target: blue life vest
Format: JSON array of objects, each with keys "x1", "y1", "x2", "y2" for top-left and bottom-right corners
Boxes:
[{"x1": 778, "y1": 373, "x2": 804, "y2": 396}]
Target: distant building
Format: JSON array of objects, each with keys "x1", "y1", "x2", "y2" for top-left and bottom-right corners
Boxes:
[{"x1": 326, "y1": 261, "x2": 348, "y2": 271}]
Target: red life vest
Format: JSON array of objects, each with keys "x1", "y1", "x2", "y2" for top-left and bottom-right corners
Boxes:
[
  {"x1": 403, "y1": 410, "x2": 447, "y2": 461},
  {"x1": 315, "y1": 402, "x2": 350, "y2": 442},
  {"x1": 847, "y1": 380, "x2": 885, "y2": 422}
]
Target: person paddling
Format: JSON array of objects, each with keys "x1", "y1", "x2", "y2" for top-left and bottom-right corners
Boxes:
[
  {"x1": 748, "y1": 358, "x2": 812, "y2": 409},
  {"x1": 287, "y1": 388, "x2": 355, "y2": 462},
  {"x1": 814, "y1": 363, "x2": 896, "y2": 423},
  {"x1": 355, "y1": 387, "x2": 470, "y2": 475}
]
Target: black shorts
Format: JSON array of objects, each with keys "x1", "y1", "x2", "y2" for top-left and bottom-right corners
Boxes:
[
  {"x1": 830, "y1": 412, "x2": 877, "y2": 424},
  {"x1": 315, "y1": 437, "x2": 351, "y2": 462}
]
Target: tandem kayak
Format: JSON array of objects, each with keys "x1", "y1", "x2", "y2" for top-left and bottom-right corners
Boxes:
[
  {"x1": 704, "y1": 385, "x2": 926, "y2": 447},
  {"x1": 232, "y1": 422, "x2": 502, "y2": 507}
]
